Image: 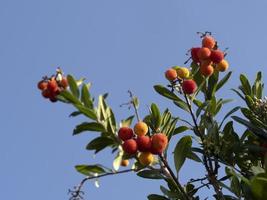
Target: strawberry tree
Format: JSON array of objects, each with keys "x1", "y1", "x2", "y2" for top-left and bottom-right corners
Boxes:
[{"x1": 37, "y1": 33, "x2": 267, "y2": 200}]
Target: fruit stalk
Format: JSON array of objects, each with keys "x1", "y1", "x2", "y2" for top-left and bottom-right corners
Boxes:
[{"x1": 159, "y1": 154, "x2": 191, "y2": 200}]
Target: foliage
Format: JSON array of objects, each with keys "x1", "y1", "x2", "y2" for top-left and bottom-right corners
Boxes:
[{"x1": 38, "y1": 33, "x2": 267, "y2": 200}]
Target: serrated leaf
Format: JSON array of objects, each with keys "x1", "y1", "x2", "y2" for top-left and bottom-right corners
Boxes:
[
  {"x1": 81, "y1": 84, "x2": 93, "y2": 108},
  {"x1": 173, "y1": 126, "x2": 189, "y2": 136},
  {"x1": 240, "y1": 74, "x2": 251, "y2": 95},
  {"x1": 154, "y1": 85, "x2": 182, "y2": 102},
  {"x1": 74, "y1": 105, "x2": 97, "y2": 120},
  {"x1": 73, "y1": 122, "x2": 106, "y2": 135},
  {"x1": 147, "y1": 194, "x2": 169, "y2": 200},
  {"x1": 151, "y1": 103, "x2": 161, "y2": 130},
  {"x1": 137, "y1": 169, "x2": 164, "y2": 179},
  {"x1": 216, "y1": 71, "x2": 232, "y2": 91},
  {"x1": 75, "y1": 164, "x2": 106, "y2": 176},
  {"x1": 120, "y1": 115, "x2": 135, "y2": 127},
  {"x1": 173, "y1": 136, "x2": 192, "y2": 174},
  {"x1": 67, "y1": 75, "x2": 80, "y2": 98},
  {"x1": 86, "y1": 137, "x2": 115, "y2": 153},
  {"x1": 59, "y1": 90, "x2": 82, "y2": 105}
]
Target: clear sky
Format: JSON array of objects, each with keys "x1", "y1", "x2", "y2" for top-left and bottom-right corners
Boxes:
[{"x1": 1, "y1": 0, "x2": 267, "y2": 199}]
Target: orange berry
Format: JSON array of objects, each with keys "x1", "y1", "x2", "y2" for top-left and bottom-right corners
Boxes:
[
  {"x1": 202, "y1": 36, "x2": 216, "y2": 49},
  {"x1": 182, "y1": 79, "x2": 197, "y2": 95},
  {"x1": 122, "y1": 139, "x2": 138, "y2": 155},
  {"x1": 37, "y1": 80, "x2": 48, "y2": 90},
  {"x1": 200, "y1": 65, "x2": 214, "y2": 77},
  {"x1": 137, "y1": 136, "x2": 152, "y2": 152},
  {"x1": 138, "y1": 152, "x2": 154, "y2": 166},
  {"x1": 197, "y1": 47, "x2": 211, "y2": 60},
  {"x1": 165, "y1": 68, "x2": 177, "y2": 82},
  {"x1": 216, "y1": 59, "x2": 229, "y2": 72},
  {"x1": 150, "y1": 133, "x2": 168, "y2": 155},
  {"x1": 120, "y1": 159, "x2": 129, "y2": 167},
  {"x1": 118, "y1": 127, "x2": 134, "y2": 141},
  {"x1": 134, "y1": 121, "x2": 148, "y2": 136},
  {"x1": 210, "y1": 50, "x2": 224, "y2": 64}
]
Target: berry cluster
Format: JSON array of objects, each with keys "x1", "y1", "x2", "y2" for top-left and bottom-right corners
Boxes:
[
  {"x1": 118, "y1": 121, "x2": 168, "y2": 166},
  {"x1": 164, "y1": 34, "x2": 229, "y2": 95},
  {"x1": 191, "y1": 34, "x2": 229, "y2": 76},
  {"x1": 37, "y1": 70, "x2": 68, "y2": 102}
]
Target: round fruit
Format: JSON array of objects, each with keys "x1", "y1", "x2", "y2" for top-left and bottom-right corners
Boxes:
[
  {"x1": 118, "y1": 127, "x2": 134, "y2": 141},
  {"x1": 138, "y1": 152, "x2": 154, "y2": 166},
  {"x1": 182, "y1": 79, "x2": 197, "y2": 94},
  {"x1": 202, "y1": 36, "x2": 216, "y2": 49},
  {"x1": 216, "y1": 59, "x2": 229, "y2": 72},
  {"x1": 38, "y1": 80, "x2": 48, "y2": 90},
  {"x1": 210, "y1": 50, "x2": 224, "y2": 64},
  {"x1": 197, "y1": 47, "x2": 211, "y2": 60},
  {"x1": 120, "y1": 159, "x2": 129, "y2": 167},
  {"x1": 191, "y1": 47, "x2": 200, "y2": 63},
  {"x1": 122, "y1": 139, "x2": 138, "y2": 155},
  {"x1": 42, "y1": 89, "x2": 50, "y2": 99},
  {"x1": 47, "y1": 79, "x2": 58, "y2": 93},
  {"x1": 134, "y1": 121, "x2": 148, "y2": 136},
  {"x1": 61, "y1": 77, "x2": 68, "y2": 88},
  {"x1": 200, "y1": 65, "x2": 214, "y2": 77},
  {"x1": 137, "y1": 136, "x2": 152, "y2": 152},
  {"x1": 150, "y1": 133, "x2": 168, "y2": 155},
  {"x1": 165, "y1": 68, "x2": 177, "y2": 82},
  {"x1": 177, "y1": 67, "x2": 190, "y2": 79}
]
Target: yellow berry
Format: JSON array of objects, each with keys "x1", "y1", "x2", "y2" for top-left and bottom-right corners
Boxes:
[
  {"x1": 134, "y1": 121, "x2": 148, "y2": 136},
  {"x1": 216, "y1": 59, "x2": 229, "y2": 72},
  {"x1": 138, "y1": 152, "x2": 154, "y2": 166},
  {"x1": 177, "y1": 67, "x2": 190, "y2": 79}
]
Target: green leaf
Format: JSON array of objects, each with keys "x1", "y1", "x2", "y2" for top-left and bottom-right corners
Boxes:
[
  {"x1": 251, "y1": 173, "x2": 267, "y2": 200},
  {"x1": 67, "y1": 75, "x2": 80, "y2": 98},
  {"x1": 240, "y1": 74, "x2": 251, "y2": 95},
  {"x1": 137, "y1": 169, "x2": 164, "y2": 179},
  {"x1": 154, "y1": 85, "x2": 182, "y2": 102},
  {"x1": 186, "y1": 150, "x2": 202, "y2": 162},
  {"x1": 173, "y1": 136, "x2": 192, "y2": 174},
  {"x1": 86, "y1": 137, "x2": 115, "y2": 153},
  {"x1": 207, "y1": 71, "x2": 219, "y2": 100},
  {"x1": 216, "y1": 71, "x2": 232, "y2": 91},
  {"x1": 219, "y1": 106, "x2": 241, "y2": 129},
  {"x1": 232, "y1": 116, "x2": 267, "y2": 139},
  {"x1": 151, "y1": 103, "x2": 162, "y2": 130},
  {"x1": 59, "y1": 90, "x2": 82, "y2": 105},
  {"x1": 113, "y1": 151, "x2": 123, "y2": 171},
  {"x1": 81, "y1": 84, "x2": 93, "y2": 108},
  {"x1": 69, "y1": 111, "x2": 81, "y2": 117},
  {"x1": 73, "y1": 122, "x2": 106, "y2": 135},
  {"x1": 74, "y1": 104, "x2": 97, "y2": 120},
  {"x1": 231, "y1": 88, "x2": 245, "y2": 101},
  {"x1": 173, "y1": 100, "x2": 190, "y2": 113},
  {"x1": 75, "y1": 164, "x2": 106, "y2": 176},
  {"x1": 173, "y1": 126, "x2": 189, "y2": 136},
  {"x1": 121, "y1": 115, "x2": 135, "y2": 127},
  {"x1": 147, "y1": 194, "x2": 169, "y2": 200}
]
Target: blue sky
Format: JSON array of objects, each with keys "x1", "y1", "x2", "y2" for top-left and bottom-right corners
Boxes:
[{"x1": 1, "y1": 0, "x2": 267, "y2": 199}]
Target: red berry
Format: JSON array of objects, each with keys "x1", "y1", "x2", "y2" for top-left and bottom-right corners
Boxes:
[
  {"x1": 37, "y1": 80, "x2": 48, "y2": 90},
  {"x1": 118, "y1": 127, "x2": 134, "y2": 141},
  {"x1": 182, "y1": 79, "x2": 197, "y2": 94},
  {"x1": 150, "y1": 133, "x2": 168, "y2": 155},
  {"x1": 191, "y1": 47, "x2": 200, "y2": 63},
  {"x1": 60, "y1": 77, "x2": 68, "y2": 89},
  {"x1": 210, "y1": 50, "x2": 224, "y2": 64},
  {"x1": 47, "y1": 79, "x2": 58, "y2": 93},
  {"x1": 42, "y1": 89, "x2": 50, "y2": 99},
  {"x1": 122, "y1": 139, "x2": 138, "y2": 155},
  {"x1": 137, "y1": 136, "x2": 152, "y2": 152}
]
